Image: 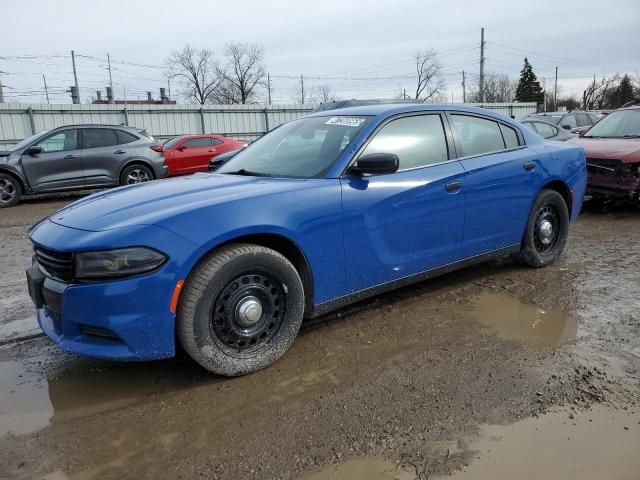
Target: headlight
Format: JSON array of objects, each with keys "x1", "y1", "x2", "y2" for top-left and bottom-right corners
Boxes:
[{"x1": 74, "y1": 247, "x2": 167, "y2": 280}]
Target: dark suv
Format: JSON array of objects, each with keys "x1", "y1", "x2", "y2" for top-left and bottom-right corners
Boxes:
[
  {"x1": 0, "y1": 124, "x2": 167, "y2": 207},
  {"x1": 525, "y1": 111, "x2": 599, "y2": 135}
]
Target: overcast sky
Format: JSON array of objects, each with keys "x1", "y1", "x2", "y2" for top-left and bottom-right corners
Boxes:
[{"x1": 1, "y1": 0, "x2": 638, "y2": 104}]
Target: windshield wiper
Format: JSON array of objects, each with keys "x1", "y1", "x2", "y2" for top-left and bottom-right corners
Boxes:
[{"x1": 224, "y1": 169, "x2": 272, "y2": 177}]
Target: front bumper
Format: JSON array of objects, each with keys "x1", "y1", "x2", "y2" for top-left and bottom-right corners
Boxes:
[{"x1": 27, "y1": 220, "x2": 196, "y2": 361}]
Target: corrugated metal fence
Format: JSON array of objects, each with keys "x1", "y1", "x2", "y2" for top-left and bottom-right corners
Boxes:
[{"x1": 0, "y1": 102, "x2": 537, "y2": 150}]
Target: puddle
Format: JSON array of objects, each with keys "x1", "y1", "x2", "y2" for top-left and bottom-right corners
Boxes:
[
  {"x1": 438, "y1": 405, "x2": 640, "y2": 479},
  {"x1": 467, "y1": 293, "x2": 577, "y2": 347},
  {"x1": 299, "y1": 457, "x2": 414, "y2": 480},
  {"x1": 0, "y1": 357, "x2": 206, "y2": 436}
]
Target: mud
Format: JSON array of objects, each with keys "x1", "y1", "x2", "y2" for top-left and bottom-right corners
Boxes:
[{"x1": 0, "y1": 199, "x2": 639, "y2": 480}]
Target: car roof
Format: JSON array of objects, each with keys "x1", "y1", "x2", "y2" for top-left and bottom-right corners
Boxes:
[
  {"x1": 307, "y1": 103, "x2": 518, "y2": 124},
  {"x1": 522, "y1": 118, "x2": 560, "y2": 127}
]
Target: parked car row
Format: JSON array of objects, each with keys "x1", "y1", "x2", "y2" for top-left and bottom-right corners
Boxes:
[{"x1": 0, "y1": 127, "x2": 247, "y2": 207}]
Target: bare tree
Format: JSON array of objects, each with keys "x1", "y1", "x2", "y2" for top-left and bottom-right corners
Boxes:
[
  {"x1": 583, "y1": 74, "x2": 620, "y2": 109},
  {"x1": 468, "y1": 73, "x2": 516, "y2": 103},
  {"x1": 212, "y1": 42, "x2": 266, "y2": 104},
  {"x1": 166, "y1": 45, "x2": 223, "y2": 105},
  {"x1": 311, "y1": 84, "x2": 339, "y2": 104},
  {"x1": 414, "y1": 49, "x2": 444, "y2": 101}
]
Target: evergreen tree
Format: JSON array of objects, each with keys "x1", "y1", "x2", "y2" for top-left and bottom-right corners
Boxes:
[
  {"x1": 616, "y1": 75, "x2": 635, "y2": 107},
  {"x1": 514, "y1": 58, "x2": 544, "y2": 104}
]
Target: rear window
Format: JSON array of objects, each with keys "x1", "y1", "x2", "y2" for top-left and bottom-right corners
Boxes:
[{"x1": 115, "y1": 130, "x2": 139, "y2": 144}]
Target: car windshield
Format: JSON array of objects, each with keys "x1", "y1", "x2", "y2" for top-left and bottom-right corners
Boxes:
[
  {"x1": 217, "y1": 115, "x2": 371, "y2": 178},
  {"x1": 583, "y1": 109, "x2": 640, "y2": 138},
  {"x1": 8, "y1": 130, "x2": 50, "y2": 151}
]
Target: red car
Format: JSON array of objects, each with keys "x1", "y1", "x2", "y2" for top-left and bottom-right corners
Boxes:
[
  {"x1": 570, "y1": 105, "x2": 640, "y2": 202},
  {"x1": 161, "y1": 134, "x2": 248, "y2": 176}
]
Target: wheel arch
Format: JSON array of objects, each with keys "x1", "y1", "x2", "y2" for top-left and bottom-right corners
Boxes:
[
  {"x1": 119, "y1": 159, "x2": 156, "y2": 180},
  {"x1": 541, "y1": 180, "x2": 572, "y2": 217},
  {"x1": 0, "y1": 167, "x2": 28, "y2": 193},
  {"x1": 184, "y1": 232, "x2": 315, "y2": 318}
]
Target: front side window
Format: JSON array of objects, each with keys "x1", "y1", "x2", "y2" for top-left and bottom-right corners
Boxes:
[
  {"x1": 83, "y1": 129, "x2": 118, "y2": 149},
  {"x1": 451, "y1": 115, "x2": 505, "y2": 157},
  {"x1": 360, "y1": 114, "x2": 448, "y2": 170},
  {"x1": 576, "y1": 113, "x2": 591, "y2": 127},
  {"x1": 35, "y1": 129, "x2": 78, "y2": 153},
  {"x1": 217, "y1": 115, "x2": 371, "y2": 178},
  {"x1": 560, "y1": 115, "x2": 577, "y2": 129},
  {"x1": 185, "y1": 138, "x2": 213, "y2": 148},
  {"x1": 533, "y1": 122, "x2": 556, "y2": 139}
]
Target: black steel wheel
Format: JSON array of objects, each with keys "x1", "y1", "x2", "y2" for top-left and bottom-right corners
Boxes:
[
  {"x1": 210, "y1": 271, "x2": 286, "y2": 354},
  {"x1": 516, "y1": 189, "x2": 569, "y2": 268},
  {"x1": 177, "y1": 244, "x2": 305, "y2": 376}
]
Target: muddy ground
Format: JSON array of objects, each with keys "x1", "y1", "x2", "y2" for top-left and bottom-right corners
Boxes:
[{"x1": 0, "y1": 196, "x2": 639, "y2": 480}]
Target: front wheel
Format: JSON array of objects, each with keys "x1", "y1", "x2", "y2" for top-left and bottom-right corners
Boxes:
[
  {"x1": 177, "y1": 244, "x2": 305, "y2": 376},
  {"x1": 515, "y1": 189, "x2": 569, "y2": 268},
  {"x1": 0, "y1": 173, "x2": 22, "y2": 208}
]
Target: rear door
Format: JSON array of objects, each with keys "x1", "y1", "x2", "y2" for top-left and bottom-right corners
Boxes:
[
  {"x1": 21, "y1": 129, "x2": 84, "y2": 191},
  {"x1": 172, "y1": 137, "x2": 218, "y2": 174},
  {"x1": 340, "y1": 113, "x2": 466, "y2": 294},
  {"x1": 81, "y1": 128, "x2": 137, "y2": 186},
  {"x1": 448, "y1": 113, "x2": 539, "y2": 258}
]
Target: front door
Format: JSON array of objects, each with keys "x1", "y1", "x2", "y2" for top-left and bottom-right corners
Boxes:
[
  {"x1": 21, "y1": 129, "x2": 83, "y2": 192},
  {"x1": 340, "y1": 113, "x2": 466, "y2": 294}
]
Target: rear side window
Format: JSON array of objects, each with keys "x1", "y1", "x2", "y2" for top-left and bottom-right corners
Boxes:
[
  {"x1": 115, "y1": 130, "x2": 139, "y2": 144},
  {"x1": 361, "y1": 114, "x2": 448, "y2": 171},
  {"x1": 185, "y1": 138, "x2": 213, "y2": 148},
  {"x1": 35, "y1": 129, "x2": 78, "y2": 152},
  {"x1": 83, "y1": 129, "x2": 118, "y2": 149},
  {"x1": 212, "y1": 138, "x2": 224, "y2": 146},
  {"x1": 500, "y1": 124, "x2": 520, "y2": 149},
  {"x1": 451, "y1": 115, "x2": 505, "y2": 157}
]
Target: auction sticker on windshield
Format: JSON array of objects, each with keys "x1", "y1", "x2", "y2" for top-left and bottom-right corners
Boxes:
[{"x1": 325, "y1": 117, "x2": 367, "y2": 127}]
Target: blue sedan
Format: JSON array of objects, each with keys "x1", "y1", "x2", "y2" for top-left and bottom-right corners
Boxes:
[{"x1": 26, "y1": 104, "x2": 587, "y2": 376}]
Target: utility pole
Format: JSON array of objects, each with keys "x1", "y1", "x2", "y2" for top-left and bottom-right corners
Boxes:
[
  {"x1": 267, "y1": 73, "x2": 272, "y2": 105},
  {"x1": 479, "y1": 28, "x2": 485, "y2": 103},
  {"x1": 107, "y1": 53, "x2": 114, "y2": 91},
  {"x1": 0, "y1": 73, "x2": 4, "y2": 103},
  {"x1": 553, "y1": 67, "x2": 558, "y2": 110},
  {"x1": 403, "y1": 88, "x2": 406, "y2": 99},
  {"x1": 71, "y1": 50, "x2": 80, "y2": 104},
  {"x1": 167, "y1": 77, "x2": 171, "y2": 100},
  {"x1": 462, "y1": 71, "x2": 466, "y2": 103},
  {"x1": 123, "y1": 86, "x2": 127, "y2": 105},
  {"x1": 300, "y1": 74, "x2": 305, "y2": 104},
  {"x1": 42, "y1": 74, "x2": 50, "y2": 103}
]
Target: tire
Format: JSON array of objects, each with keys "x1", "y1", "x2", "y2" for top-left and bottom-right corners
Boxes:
[
  {"x1": 0, "y1": 173, "x2": 22, "y2": 208},
  {"x1": 119, "y1": 164, "x2": 154, "y2": 186},
  {"x1": 515, "y1": 189, "x2": 569, "y2": 268},
  {"x1": 177, "y1": 243, "x2": 305, "y2": 376}
]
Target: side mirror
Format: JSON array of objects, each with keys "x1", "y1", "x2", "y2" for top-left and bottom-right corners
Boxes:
[
  {"x1": 353, "y1": 153, "x2": 399, "y2": 175},
  {"x1": 27, "y1": 146, "x2": 43, "y2": 155}
]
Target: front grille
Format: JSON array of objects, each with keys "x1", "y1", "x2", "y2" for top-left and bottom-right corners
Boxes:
[{"x1": 34, "y1": 247, "x2": 73, "y2": 282}]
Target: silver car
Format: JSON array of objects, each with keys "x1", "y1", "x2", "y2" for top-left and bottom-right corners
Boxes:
[{"x1": 0, "y1": 124, "x2": 168, "y2": 207}]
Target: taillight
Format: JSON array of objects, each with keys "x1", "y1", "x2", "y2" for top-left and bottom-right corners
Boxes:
[{"x1": 150, "y1": 144, "x2": 164, "y2": 152}]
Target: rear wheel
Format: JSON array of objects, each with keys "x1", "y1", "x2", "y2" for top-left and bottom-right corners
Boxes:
[
  {"x1": 120, "y1": 164, "x2": 154, "y2": 185},
  {"x1": 0, "y1": 173, "x2": 22, "y2": 208},
  {"x1": 515, "y1": 189, "x2": 569, "y2": 268},
  {"x1": 177, "y1": 244, "x2": 305, "y2": 376}
]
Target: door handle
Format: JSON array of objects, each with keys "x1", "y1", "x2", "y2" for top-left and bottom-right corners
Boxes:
[
  {"x1": 523, "y1": 162, "x2": 536, "y2": 171},
  {"x1": 445, "y1": 181, "x2": 462, "y2": 193},
  {"x1": 64, "y1": 154, "x2": 76, "y2": 159},
  {"x1": 114, "y1": 150, "x2": 126, "y2": 154},
  {"x1": 208, "y1": 149, "x2": 217, "y2": 153}
]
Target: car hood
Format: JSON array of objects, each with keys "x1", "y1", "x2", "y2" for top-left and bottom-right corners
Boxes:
[
  {"x1": 569, "y1": 137, "x2": 640, "y2": 163},
  {"x1": 49, "y1": 173, "x2": 311, "y2": 232}
]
